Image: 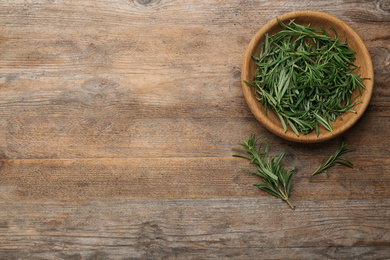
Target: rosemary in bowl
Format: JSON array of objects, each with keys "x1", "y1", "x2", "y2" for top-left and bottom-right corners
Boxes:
[
  {"x1": 246, "y1": 19, "x2": 366, "y2": 137},
  {"x1": 241, "y1": 11, "x2": 374, "y2": 143}
]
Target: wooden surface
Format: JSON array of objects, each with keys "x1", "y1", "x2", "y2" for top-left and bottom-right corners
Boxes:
[{"x1": 0, "y1": 0, "x2": 389, "y2": 259}]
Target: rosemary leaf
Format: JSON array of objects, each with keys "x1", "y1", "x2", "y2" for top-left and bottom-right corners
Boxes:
[
  {"x1": 311, "y1": 139, "x2": 355, "y2": 176},
  {"x1": 233, "y1": 134, "x2": 295, "y2": 210}
]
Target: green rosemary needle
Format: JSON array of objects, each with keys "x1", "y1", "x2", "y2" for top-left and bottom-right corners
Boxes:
[
  {"x1": 311, "y1": 139, "x2": 355, "y2": 176},
  {"x1": 233, "y1": 134, "x2": 295, "y2": 210},
  {"x1": 246, "y1": 18, "x2": 366, "y2": 137}
]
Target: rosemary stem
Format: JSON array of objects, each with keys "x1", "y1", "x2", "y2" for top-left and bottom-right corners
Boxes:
[
  {"x1": 279, "y1": 187, "x2": 295, "y2": 210},
  {"x1": 286, "y1": 199, "x2": 295, "y2": 210},
  {"x1": 233, "y1": 135, "x2": 295, "y2": 210}
]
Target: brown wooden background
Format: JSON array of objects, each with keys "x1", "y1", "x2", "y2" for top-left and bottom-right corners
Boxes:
[{"x1": 0, "y1": 0, "x2": 389, "y2": 259}]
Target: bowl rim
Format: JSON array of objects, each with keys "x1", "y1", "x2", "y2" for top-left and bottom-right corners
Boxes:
[{"x1": 241, "y1": 10, "x2": 374, "y2": 143}]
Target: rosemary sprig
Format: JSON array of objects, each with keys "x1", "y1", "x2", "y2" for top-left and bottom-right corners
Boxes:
[
  {"x1": 311, "y1": 139, "x2": 355, "y2": 176},
  {"x1": 233, "y1": 134, "x2": 295, "y2": 210},
  {"x1": 247, "y1": 18, "x2": 366, "y2": 137}
]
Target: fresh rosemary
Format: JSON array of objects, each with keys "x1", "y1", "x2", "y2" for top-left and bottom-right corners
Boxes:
[
  {"x1": 311, "y1": 139, "x2": 355, "y2": 176},
  {"x1": 246, "y1": 19, "x2": 366, "y2": 136},
  {"x1": 233, "y1": 134, "x2": 295, "y2": 210}
]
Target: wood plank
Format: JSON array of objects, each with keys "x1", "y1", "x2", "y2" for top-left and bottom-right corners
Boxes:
[
  {"x1": 1, "y1": 246, "x2": 389, "y2": 260},
  {"x1": 0, "y1": 74, "x2": 247, "y2": 120},
  {"x1": 0, "y1": 111, "x2": 388, "y2": 159},
  {"x1": 0, "y1": 156, "x2": 388, "y2": 201},
  {"x1": 0, "y1": 198, "x2": 389, "y2": 259},
  {"x1": 0, "y1": 0, "x2": 388, "y2": 79}
]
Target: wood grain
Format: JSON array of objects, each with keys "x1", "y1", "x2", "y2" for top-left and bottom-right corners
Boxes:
[
  {"x1": 0, "y1": 0, "x2": 389, "y2": 258},
  {"x1": 0, "y1": 155, "x2": 389, "y2": 201},
  {"x1": 0, "y1": 198, "x2": 389, "y2": 259}
]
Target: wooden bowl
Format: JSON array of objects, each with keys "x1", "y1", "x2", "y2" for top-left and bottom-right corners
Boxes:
[{"x1": 241, "y1": 10, "x2": 374, "y2": 143}]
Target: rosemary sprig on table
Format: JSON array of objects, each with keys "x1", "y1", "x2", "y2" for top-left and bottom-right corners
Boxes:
[
  {"x1": 233, "y1": 134, "x2": 295, "y2": 210},
  {"x1": 311, "y1": 139, "x2": 355, "y2": 176},
  {"x1": 246, "y1": 18, "x2": 366, "y2": 136}
]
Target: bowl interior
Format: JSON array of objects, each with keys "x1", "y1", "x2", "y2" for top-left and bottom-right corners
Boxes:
[{"x1": 242, "y1": 10, "x2": 374, "y2": 143}]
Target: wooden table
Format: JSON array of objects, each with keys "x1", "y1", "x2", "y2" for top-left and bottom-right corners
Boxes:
[{"x1": 0, "y1": 0, "x2": 389, "y2": 259}]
